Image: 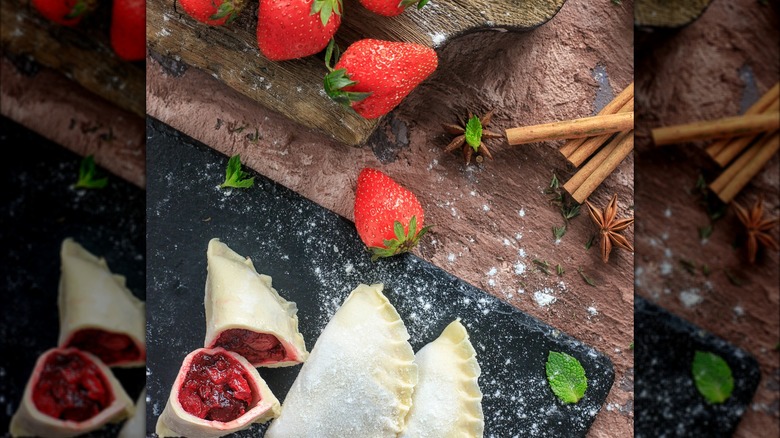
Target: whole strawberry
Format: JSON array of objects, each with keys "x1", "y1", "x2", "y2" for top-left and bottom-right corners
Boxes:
[
  {"x1": 257, "y1": 0, "x2": 342, "y2": 61},
  {"x1": 354, "y1": 168, "x2": 430, "y2": 260},
  {"x1": 31, "y1": 0, "x2": 94, "y2": 26},
  {"x1": 179, "y1": 0, "x2": 245, "y2": 26},
  {"x1": 359, "y1": 0, "x2": 428, "y2": 17},
  {"x1": 110, "y1": 0, "x2": 145, "y2": 61},
  {"x1": 324, "y1": 39, "x2": 438, "y2": 119}
]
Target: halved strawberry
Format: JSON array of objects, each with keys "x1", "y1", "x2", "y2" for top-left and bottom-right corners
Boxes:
[{"x1": 354, "y1": 168, "x2": 430, "y2": 260}]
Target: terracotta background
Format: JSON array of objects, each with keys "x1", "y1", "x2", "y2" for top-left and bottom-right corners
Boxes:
[{"x1": 635, "y1": 0, "x2": 779, "y2": 436}]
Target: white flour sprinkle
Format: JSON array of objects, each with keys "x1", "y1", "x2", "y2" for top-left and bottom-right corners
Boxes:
[
  {"x1": 483, "y1": 204, "x2": 490, "y2": 212},
  {"x1": 679, "y1": 289, "x2": 702, "y2": 308},
  {"x1": 660, "y1": 261, "x2": 672, "y2": 276},
  {"x1": 487, "y1": 267, "x2": 497, "y2": 276},
  {"x1": 533, "y1": 289, "x2": 556, "y2": 307},
  {"x1": 447, "y1": 253, "x2": 456, "y2": 262},
  {"x1": 664, "y1": 208, "x2": 672, "y2": 218},
  {"x1": 587, "y1": 306, "x2": 598, "y2": 317},
  {"x1": 518, "y1": 208, "x2": 526, "y2": 217},
  {"x1": 514, "y1": 262, "x2": 526, "y2": 275},
  {"x1": 733, "y1": 306, "x2": 744, "y2": 317}
]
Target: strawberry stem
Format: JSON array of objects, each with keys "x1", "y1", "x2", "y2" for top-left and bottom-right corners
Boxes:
[
  {"x1": 367, "y1": 216, "x2": 432, "y2": 261},
  {"x1": 311, "y1": 0, "x2": 343, "y2": 27},
  {"x1": 398, "y1": 0, "x2": 430, "y2": 10},
  {"x1": 210, "y1": 0, "x2": 245, "y2": 23}
]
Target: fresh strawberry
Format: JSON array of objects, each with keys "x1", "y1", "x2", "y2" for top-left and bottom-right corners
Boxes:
[
  {"x1": 179, "y1": 0, "x2": 245, "y2": 26},
  {"x1": 257, "y1": 0, "x2": 342, "y2": 61},
  {"x1": 324, "y1": 39, "x2": 438, "y2": 119},
  {"x1": 358, "y1": 0, "x2": 428, "y2": 17},
  {"x1": 354, "y1": 168, "x2": 430, "y2": 260},
  {"x1": 110, "y1": 0, "x2": 145, "y2": 61},
  {"x1": 31, "y1": 0, "x2": 95, "y2": 26}
]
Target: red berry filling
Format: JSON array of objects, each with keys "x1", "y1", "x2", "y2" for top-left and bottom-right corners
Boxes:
[
  {"x1": 178, "y1": 351, "x2": 256, "y2": 422},
  {"x1": 65, "y1": 328, "x2": 143, "y2": 366},
  {"x1": 32, "y1": 350, "x2": 113, "y2": 421},
  {"x1": 211, "y1": 329, "x2": 288, "y2": 364}
]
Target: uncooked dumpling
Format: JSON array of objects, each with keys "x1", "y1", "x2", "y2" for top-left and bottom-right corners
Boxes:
[
  {"x1": 399, "y1": 319, "x2": 484, "y2": 437},
  {"x1": 9, "y1": 347, "x2": 134, "y2": 438},
  {"x1": 155, "y1": 347, "x2": 280, "y2": 438},
  {"x1": 203, "y1": 238, "x2": 308, "y2": 367},
  {"x1": 117, "y1": 389, "x2": 145, "y2": 438},
  {"x1": 57, "y1": 238, "x2": 146, "y2": 368},
  {"x1": 265, "y1": 283, "x2": 417, "y2": 438}
]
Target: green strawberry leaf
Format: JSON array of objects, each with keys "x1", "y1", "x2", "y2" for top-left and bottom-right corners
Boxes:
[
  {"x1": 74, "y1": 155, "x2": 108, "y2": 189},
  {"x1": 220, "y1": 154, "x2": 255, "y2": 189},
  {"x1": 368, "y1": 216, "x2": 431, "y2": 261},
  {"x1": 399, "y1": 0, "x2": 430, "y2": 10},
  {"x1": 312, "y1": 0, "x2": 343, "y2": 27},
  {"x1": 65, "y1": 0, "x2": 88, "y2": 19},
  {"x1": 324, "y1": 68, "x2": 372, "y2": 107},
  {"x1": 692, "y1": 351, "x2": 734, "y2": 404},
  {"x1": 464, "y1": 116, "x2": 483, "y2": 151},
  {"x1": 546, "y1": 351, "x2": 588, "y2": 404}
]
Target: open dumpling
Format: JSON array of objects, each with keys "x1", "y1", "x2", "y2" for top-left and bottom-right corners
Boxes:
[
  {"x1": 57, "y1": 238, "x2": 146, "y2": 368},
  {"x1": 155, "y1": 347, "x2": 280, "y2": 438},
  {"x1": 10, "y1": 347, "x2": 134, "y2": 438},
  {"x1": 399, "y1": 319, "x2": 484, "y2": 438},
  {"x1": 203, "y1": 239, "x2": 308, "y2": 367},
  {"x1": 265, "y1": 283, "x2": 417, "y2": 438}
]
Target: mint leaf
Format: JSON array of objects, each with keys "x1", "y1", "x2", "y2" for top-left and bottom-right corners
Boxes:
[
  {"x1": 546, "y1": 351, "x2": 587, "y2": 404},
  {"x1": 692, "y1": 351, "x2": 734, "y2": 404},
  {"x1": 220, "y1": 155, "x2": 255, "y2": 189},
  {"x1": 464, "y1": 116, "x2": 482, "y2": 151},
  {"x1": 75, "y1": 155, "x2": 108, "y2": 189}
]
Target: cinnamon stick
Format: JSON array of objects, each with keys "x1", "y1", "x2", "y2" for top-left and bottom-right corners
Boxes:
[
  {"x1": 652, "y1": 112, "x2": 779, "y2": 146},
  {"x1": 714, "y1": 131, "x2": 780, "y2": 203},
  {"x1": 506, "y1": 112, "x2": 634, "y2": 146},
  {"x1": 712, "y1": 99, "x2": 780, "y2": 167},
  {"x1": 563, "y1": 130, "x2": 631, "y2": 196},
  {"x1": 705, "y1": 82, "x2": 780, "y2": 158},
  {"x1": 569, "y1": 131, "x2": 634, "y2": 204},
  {"x1": 708, "y1": 134, "x2": 764, "y2": 195},
  {"x1": 567, "y1": 98, "x2": 635, "y2": 167},
  {"x1": 559, "y1": 82, "x2": 634, "y2": 158}
]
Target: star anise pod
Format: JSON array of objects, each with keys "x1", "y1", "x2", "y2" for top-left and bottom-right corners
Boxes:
[
  {"x1": 442, "y1": 110, "x2": 504, "y2": 165},
  {"x1": 585, "y1": 194, "x2": 634, "y2": 263},
  {"x1": 733, "y1": 197, "x2": 779, "y2": 264}
]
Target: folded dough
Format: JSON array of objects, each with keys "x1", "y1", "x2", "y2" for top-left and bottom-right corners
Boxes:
[
  {"x1": 203, "y1": 238, "x2": 308, "y2": 367},
  {"x1": 117, "y1": 389, "x2": 145, "y2": 438},
  {"x1": 399, "y1": 319, "x2": 484, "y2": 438},
  {"x1": 156, "y1": 347, "x2": 281, "y2": 438},
  {"x1": 9, "y1": 347, "x2": 134, "y2": 438},
  {"x1": 265, "y1": 283, "x2": 418, "y2": 438},
  {"x1": 57, "y1": 238, "x2": 146, "y2": 368}
]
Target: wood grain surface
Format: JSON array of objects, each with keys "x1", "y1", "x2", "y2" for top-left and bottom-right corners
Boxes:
[
  {"x1": 0, "y1": 0, "x2": 145, "y2": 118},
  {"x1": 146, "y1": 0, "x2": 566, "y2": 145}
]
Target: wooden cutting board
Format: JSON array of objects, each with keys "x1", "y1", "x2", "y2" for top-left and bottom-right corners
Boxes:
[{"x1": 147, "y1": 0, "x2": 567, "y2": 145}]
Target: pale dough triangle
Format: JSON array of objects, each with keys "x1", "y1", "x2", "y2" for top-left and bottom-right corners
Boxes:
[
  {"x1": 265, "y1": 283, "x2": 418, "y2": 438},
  {"x1": 400, "y1": 319, "x2": 484, "y2": 438},
  {"x1": 204, "y1": 238, "x2": 308, "y2": 367},
  {"x1": 57, "y1": 238, "x2": 145, "y2": 368}
]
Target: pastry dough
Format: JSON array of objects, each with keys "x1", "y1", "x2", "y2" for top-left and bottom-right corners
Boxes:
[
  {"x1": 9, "y1": 348, "x2": 134, "y2": 438},
  {"x1": 117, "y1": 389, "x2": 145, "y2": 438},
  {"x1": 57, "y1": 238, "x2": 146, "y2": 367},
  {"x1": 399, "y1": 319, "x2": 484, "y2": 438},
  {"x1": 265, "y1": 283, "x2": 418, "y2": 438},
  {"x1": 203, "y1": 238, "x2": 308, "y2": 367},
  {"x1": 156, "y1": 347, "x2": 281, "y2": 438}
]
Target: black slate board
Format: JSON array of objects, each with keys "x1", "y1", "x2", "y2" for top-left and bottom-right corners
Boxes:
[
  {"x1": 634, "y1": 296, "x2": 762, "y2": 437},
  {"x1": 0, "y1": 117, "x2": 146, "y2": 437},
  {"x1": 145, "y1": 117, "x2": 615, "y2": 437}
]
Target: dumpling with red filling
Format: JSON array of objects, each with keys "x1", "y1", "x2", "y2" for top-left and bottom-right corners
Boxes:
[
  {"x1": 57, "y1": 238, "x2": 146, "y2": 368},
  {"x1": 155, "y1": 347, "x2": 280, "y2": 438},
  {"x1": 265, "y1": 283, "x2": 417, "y2": 438},
  {"x1": 10, "y1": 347, "x2": 134, "y2": 438},
  {"x1": 399, "y1": 319, "x2": 484, "y2": 438},
  {"x1": 203, "y1": 238, "x2": 308, "y2": 367}
]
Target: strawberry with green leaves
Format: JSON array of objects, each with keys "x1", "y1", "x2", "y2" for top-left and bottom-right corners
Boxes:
[
  {"x1": 31, "y1": 0, "x2": 95, "y2": 26},
  {"x1": 359, "y1": 0, "x2": 429, "y2": 17},
  {"x1": 110, "y1": 0, "x2": 145, "y2": 61},
  {"x1": 354, "y1": 168, "x2": 430, "y2": 260},
  {"x1": 257, "y1": 0, "x2": 342, "y2": 61},
  {"x1": 324, "y1": 39, "x2": 438, "y2": 119},
  {"x1": 179, "y1": 0, "x2": 245, "y2": 26}
]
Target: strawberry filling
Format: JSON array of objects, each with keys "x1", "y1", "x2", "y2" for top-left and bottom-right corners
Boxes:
[
  {"x1": 211, "y1": 329, "x2": 288, "y2": 364},
  {"x1": 178, "y1": 351, "x2": 256, "y2": 422},
  {"x1": 65, "y1": 328, "x2": 143, "y2": 366},
  {"x1": 32, "y1": 351, "x2": 113, "y2": 421}
]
